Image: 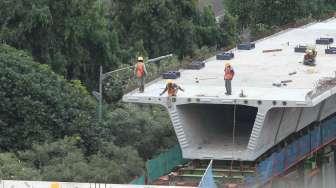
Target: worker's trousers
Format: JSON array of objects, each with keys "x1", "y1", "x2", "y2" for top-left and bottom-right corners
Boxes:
[
  {"x1": 225, "y1": 79, "x2": 232, "y2": 95},
  {"x1": 137, "y1": 76, "x2": 145, "y2": 92}
]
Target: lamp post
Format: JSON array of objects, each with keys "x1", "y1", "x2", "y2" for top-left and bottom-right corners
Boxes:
[
  {"x1": 99, "y1": 66, "x2": 103, "y2": 122},
  {"x1": 97, "y1": 54, "x2": 173, "y2": 122}
]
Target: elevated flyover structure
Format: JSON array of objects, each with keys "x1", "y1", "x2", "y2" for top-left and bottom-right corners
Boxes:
[{"x1": 123, "y1": 18, "x2": 336, "y2": 161}]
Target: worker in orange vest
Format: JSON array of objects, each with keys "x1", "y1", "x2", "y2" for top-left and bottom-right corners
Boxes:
[
  {"x1": 134, "y1": 56, "x2": 147, "y2": 93},
  {"x1": 224, "y1": 63, "x2": 234, "y2": 95},
  {"x1": 160, "y1": 80, "x2": 184, "y2": 97}
]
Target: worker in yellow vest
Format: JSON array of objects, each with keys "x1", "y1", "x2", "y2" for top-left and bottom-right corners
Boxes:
[{"x1": 134, "y1": 56, "x2": 147, "y2": 93}]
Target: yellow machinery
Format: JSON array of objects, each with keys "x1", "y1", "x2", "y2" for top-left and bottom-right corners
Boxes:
[{"x1": 303, "y1": 46, "x2": 317, "y2": 66}]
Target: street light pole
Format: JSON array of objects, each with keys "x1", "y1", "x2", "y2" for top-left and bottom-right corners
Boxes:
[
  {"x1": 97, "y1": 54, "x2": 173, "y2": 122},
  {"x1": 99, "y1": 65, "x2": 103, "y2": 122}
]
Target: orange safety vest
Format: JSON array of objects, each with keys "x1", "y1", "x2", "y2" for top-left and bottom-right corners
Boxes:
[
  {"x1": 224, "y1": 67, "x2": 234, "y2": 80},
  {"x1": 136, "y1": 62, "x2": 145, "y2": 78},
  {"x1": 168, "y1": 84, "x2": 178, "y2": 96}
]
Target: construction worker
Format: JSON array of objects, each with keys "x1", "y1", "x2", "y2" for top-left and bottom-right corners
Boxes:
[
  {"x1": 134, "y1": 56, "x2": 147, "y2": 93},
  {"x1": 160, "y1": 80, "x2": 184, "y2": 97},
  {"x1": 224, "y1": 63, "x2": 234, "y2": 95}
]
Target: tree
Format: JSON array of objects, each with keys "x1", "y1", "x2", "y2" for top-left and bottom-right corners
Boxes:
[
  {"x1": 0, "y1": 0, "x2": 119, "y2": 89},
  {"x1": 194, "y1": 6, "x2": 220, "y2": 48},
  {"x1": 224, "y1": 0, "x2": 256, "y2": 28},
  {"x1": 218, "y1": 12, "x2": 238, "y2": 47},
  {"x1": 102, "y1": 104, "x2": 177, "y2": 160},
  {"x1": 19, "y1": 137, "x2": 144, "y2": 183},
  {"x1": 0, "y1": 44, "x2": 176, "y2": 183},
  {"x1": 0, "y1": 153, "x2": 40, "y2": 180},
  {"x1": 225, "y1": 0, "x2": 336, "y2": 29},
  {"x1": 109, "y1": 0, "x2": 226, "y2": 58},
  {"x1": 0, "y1": 44, "x2": 99, "y2": 153}
]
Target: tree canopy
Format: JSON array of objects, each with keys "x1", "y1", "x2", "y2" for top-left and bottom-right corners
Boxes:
[
  {"x1": 225, "y1": 0, "x2": 336, "y2": 28},
  {"x1": 1, "y1": 0, "x2": 232, "y2": 91},
  {"x1": 0, "y1": 44, "x2": 175, "y2": 182},
  {"x1": 0, "y1": 44, "x2": 98, "y2": 152}
]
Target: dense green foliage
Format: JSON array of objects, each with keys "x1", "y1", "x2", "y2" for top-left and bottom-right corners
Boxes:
[
  {"x1": 0, "y1": 44, "x2": 175, "y2": 182},
  {"x1": 225, "y1": 0, "x2": 336, "y2": 31},
  {"x1": 0, "y1": 0, "x2": 232, "y2": 90},
  {"x1": 0, "y1": 45, "x2": 98, "y2": 152},
  {"x1": 0, "y1": 0, "x2": 116, "y2": 89},
  {"x1": 109, "y1": 0, "x2": 228, "y2": 58}
]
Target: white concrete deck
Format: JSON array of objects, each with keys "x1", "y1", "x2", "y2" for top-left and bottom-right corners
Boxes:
[
  {"x1": 123, "y1": 18, "x2": 336, "y2": 161},
  {"x1": 124, "y1": 18, "x2": 336, "y2": 106}
]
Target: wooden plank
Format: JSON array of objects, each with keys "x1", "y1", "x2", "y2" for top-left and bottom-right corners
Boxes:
[{"x1": 263, "y1": 49, "x2": 283, "y2": 53}]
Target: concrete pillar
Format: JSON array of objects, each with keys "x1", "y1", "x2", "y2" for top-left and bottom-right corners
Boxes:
[{"x1": 321, "y1": 148, "x2": 336, "y2": 188}]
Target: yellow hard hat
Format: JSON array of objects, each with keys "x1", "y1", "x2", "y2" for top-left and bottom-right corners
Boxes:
[
  {"x1": 225, "y1": 63, "x2": 231, "y2": 67},
  {"x1": 138, "y1": 56, "x2": 144, "y2": 61},
  {"x1": 167, "y1": 79, "x2": 173, "y2": 84}
]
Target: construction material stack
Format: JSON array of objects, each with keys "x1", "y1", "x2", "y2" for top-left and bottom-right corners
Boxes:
[
  {"x1": 237, "y1": 42, "x2": 255, "y2": 50},
  {"x1": 216, "y1": 52, "x2": 234, "y2": 60},
  {"x1": 326, "y1": 46, "x2": 336, "y2": 54},
  {"x1": 162, "y1": 71, "x2": 181, "y2": 79},
  {"x1": 187, "y1": 60, "x2": 205, "y2": 70}
]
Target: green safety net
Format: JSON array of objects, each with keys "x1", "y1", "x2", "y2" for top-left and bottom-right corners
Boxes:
[
  {"x1": 146, "y1": 145, "x2": 187, "y2": 182},
  {"x1": 130, "y1": 175, "x2": 145, "y2": 185}
]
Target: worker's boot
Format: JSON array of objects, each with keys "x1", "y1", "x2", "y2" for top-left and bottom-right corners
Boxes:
[
  {"x1": 225, "y1": 88, "x2": 231, "y2": 95},
  {"x1": 304, "y1": 60, "x2": 315, "y2": 66},
  {"x1": 140, "y1": 86, "x2": 144, "y2": 93}
]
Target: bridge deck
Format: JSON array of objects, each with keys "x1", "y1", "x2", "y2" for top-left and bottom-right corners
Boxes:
[
  {"x1": 123, "y1": 18, "x2": 336, "y2": 161},
  {"x1": 125, "y1": 18, "x2": 336, "y2": 105}
]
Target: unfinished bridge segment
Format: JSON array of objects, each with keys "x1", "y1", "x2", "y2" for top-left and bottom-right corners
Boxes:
[{"x1": 123, "y1": 18, "x2": 336, "y2": 161}]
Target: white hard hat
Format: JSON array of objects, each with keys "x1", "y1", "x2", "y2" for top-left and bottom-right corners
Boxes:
[{"x1": 138, "y1": 56, "x2": 144, "y2": 61}]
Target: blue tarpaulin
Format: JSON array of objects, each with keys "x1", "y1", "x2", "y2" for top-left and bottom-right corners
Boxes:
[
  {"x1": 298, "y1": 133, "x2": 310, "y2": 158},
  {"x1": 253, "y1": 115, "x2": 336, "y2": 187},
  {"x1": 286, "y1": 140, "x2": 299, "y2": 167},
  {"x1": 310, "y1": 126, "x2": 321, "y2": 150},
  {"x1": 272, "y1": 148, "x2": 285, "y2": 175},
  {"x1": 257, "y1": 156, "x2": 273, "y2": 184},
  {"x1": 199, "y1": 160, "x2": 217, "y2": 188},
  {"x1": 322, "y1": 118, "x2": 336, "y2": 143}
]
